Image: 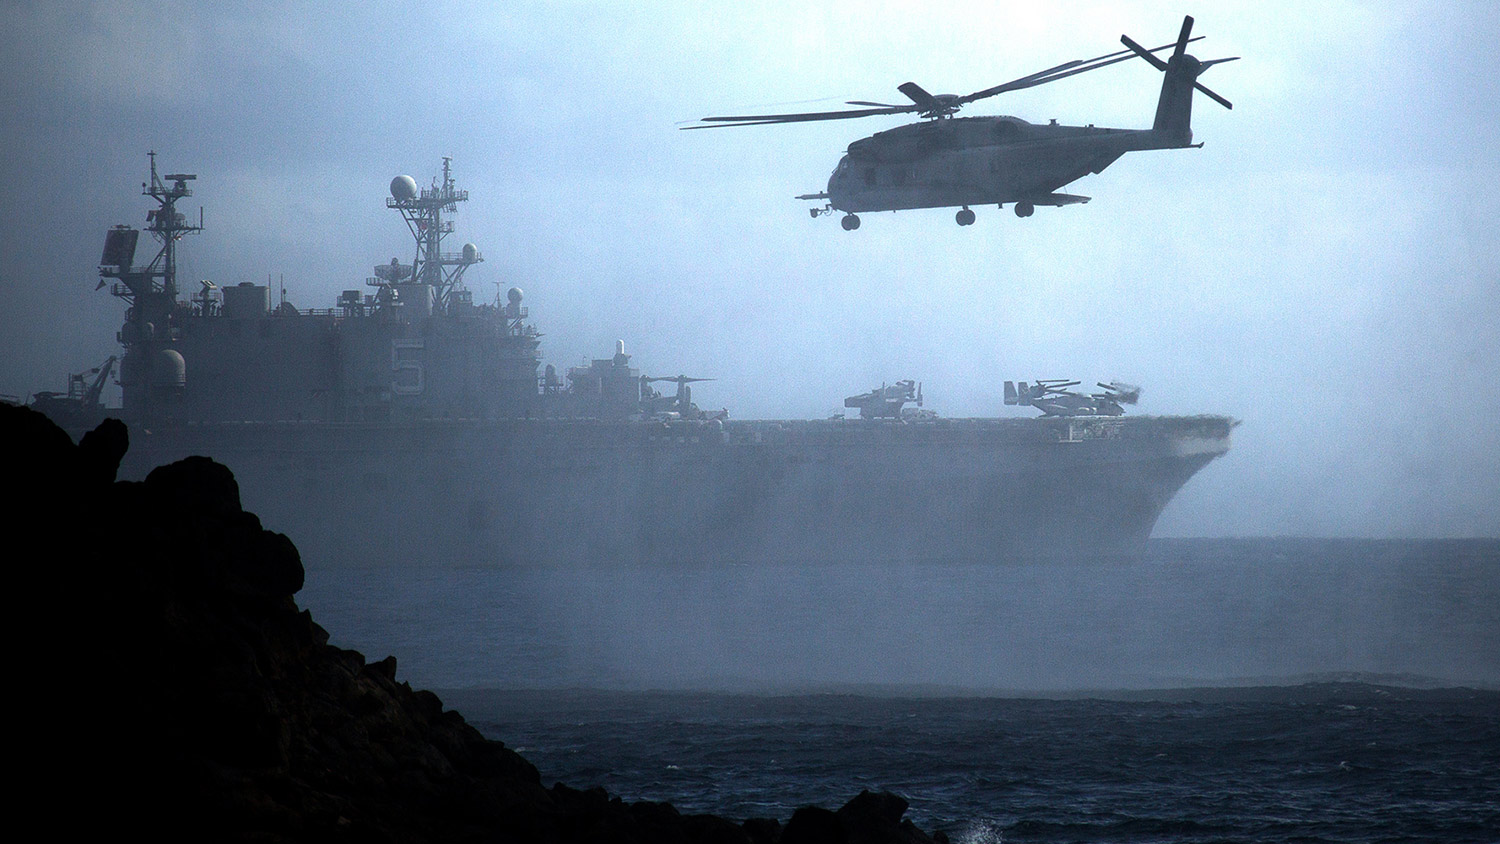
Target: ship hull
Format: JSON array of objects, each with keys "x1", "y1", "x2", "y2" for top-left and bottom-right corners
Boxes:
[{"x1": 115, "y1": 415, "x2": 1232, "y2": 566}]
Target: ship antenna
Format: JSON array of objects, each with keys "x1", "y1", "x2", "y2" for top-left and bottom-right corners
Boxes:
[
  {"x1": 100, "y1": 151, "x2": 203, "y2": 314},
  {"x1": 122, "y1": 151, "x2": 203, "y2": 303},
  {"x1": 385, "y1": 158, "x2": 483, "y2": 315}
]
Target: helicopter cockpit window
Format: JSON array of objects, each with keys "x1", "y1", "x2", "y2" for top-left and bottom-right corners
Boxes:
[{"x1": 863, "y1": 167, "x2": 876, "y2": 187}]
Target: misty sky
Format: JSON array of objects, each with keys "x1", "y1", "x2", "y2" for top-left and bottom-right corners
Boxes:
[{"x1": 1, "y1": 1, "x2": 1496, "y2": 538}]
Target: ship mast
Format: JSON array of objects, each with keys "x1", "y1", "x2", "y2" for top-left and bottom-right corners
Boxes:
[
  {"x1": 97, "y1": 152, "x2": 203, "y2": 419},
  {"x1": 385, "y1": 157, "x2": 481, "y2": 312},
  {"x1": 99, "y1": 151, "x2": 202, "y2": 321}
]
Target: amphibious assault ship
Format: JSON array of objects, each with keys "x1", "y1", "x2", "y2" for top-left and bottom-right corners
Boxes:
[{"x1": 47, "y1": 155, "x2": 1232, "y2": 566}]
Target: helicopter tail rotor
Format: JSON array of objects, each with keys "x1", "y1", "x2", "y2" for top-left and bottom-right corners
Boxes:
[{"x1": 1120, "y1": 16, "x2": 1237, "y2": 146}]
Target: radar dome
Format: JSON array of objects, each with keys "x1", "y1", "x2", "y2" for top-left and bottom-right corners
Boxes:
[
  {"x1": 462, "y1": 243, "x2": 478, "y2": 262},
  {"x1": 507, "y1": 287, "x2": 524, "y2": 304},
  {"x1": 152, "y1": 349, "x2": 187, "y2": 388},
  {"x1": 390, "y1": 175, "x2": 418, "y2": 201}
]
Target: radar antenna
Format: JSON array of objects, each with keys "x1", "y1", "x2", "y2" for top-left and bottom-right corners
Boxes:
[
  {"x1": 99, "y1": 151, "x2": 203, "y2": 322},
  {"x1": 385, "y1": 157, "x2": 482, "y2": 313}
]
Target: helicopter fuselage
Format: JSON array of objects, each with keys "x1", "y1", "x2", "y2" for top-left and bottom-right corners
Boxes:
[{"x1": 825, "y1": 115, "x2": 1184, "y2": 214}]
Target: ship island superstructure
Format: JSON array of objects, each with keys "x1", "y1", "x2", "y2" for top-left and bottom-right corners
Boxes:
[{"x1": 66, "y1": 155, "x2": 1233, "y2": 566}]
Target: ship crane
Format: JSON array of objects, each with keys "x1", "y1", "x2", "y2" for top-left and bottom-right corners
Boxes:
[
  {"x1": 79, "y1": 356, "x2": 118, "y2": 410},
  {"x1": 27, "y1": 356, "x2": 117, "y2": 429}
]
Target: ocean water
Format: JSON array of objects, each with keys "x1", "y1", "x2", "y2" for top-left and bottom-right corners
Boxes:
[
  {"x1": 449, "y1": 688, "x2": 1499, "y2": 843},
  {"x1": 298, "y1": 539, "x2": 1500, "y2": 841}
]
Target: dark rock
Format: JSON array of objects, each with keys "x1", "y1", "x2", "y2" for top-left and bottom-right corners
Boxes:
[
  {"x1": 839, "y1": 790, "x2": 910, "y2": 827},
  {"x1": 781, "y1": 792, "x2": 940, "y2": 844},
  {"x1": 144, "y1": 453, "x2": 243, "y2": 516},
  {"x1": 683, "y1": 813, "x2": 756, "y2": 844},
  {"x1": 4, "y1": 405, "x2": 944, "y2": 843},
  {"x1": 743, "y1": 817, "x2": 783, "y2": 844},
  {"x1": 783, "y1": 806, "x2": 849, "y2": 844},
  {"x1": 370, "y1": 654, "x2": 399, "y2": 681},
  {"x1": 78, "y1": 416, "x2": 128, "y2": 483}
]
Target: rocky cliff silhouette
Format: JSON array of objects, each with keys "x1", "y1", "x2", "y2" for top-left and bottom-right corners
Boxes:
[{"x1": 3, "y1": 403, "x2": 940, "y2": 843}]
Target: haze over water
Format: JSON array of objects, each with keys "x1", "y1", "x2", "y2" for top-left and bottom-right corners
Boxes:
[{"x1": 299, "y1": 540, "x2": 1499, "y2": 693}]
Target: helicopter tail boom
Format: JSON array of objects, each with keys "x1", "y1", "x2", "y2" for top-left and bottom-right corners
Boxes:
[{"x1": 1151, "y1": 55, "x2": 1197, "y2": 145}]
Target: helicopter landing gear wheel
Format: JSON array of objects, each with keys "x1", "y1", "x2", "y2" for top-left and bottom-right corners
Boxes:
[
  {"x1": 955, "y1": 207, "x2": 976, "y2": 226},
  {"x1": 841, "y1": 214, "x2": 861, "y2": 231},
  {"x1": 1014, "y1": 201, "x2": 1035, "y2": 218}
]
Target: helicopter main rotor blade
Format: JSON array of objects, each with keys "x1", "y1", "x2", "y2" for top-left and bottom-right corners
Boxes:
[
  {"x1": 897, "y1": 82, "x2": 940, "y2": 112},
  {"x1": 685, "y1": 104, "x2": 915, "y2": 129},
  {"x1": 958, "y1": 36, "x2": 1201, "y2": 105},
  {"x1": 686, "y1": 28, "x2": 1211, "y2": 129},
  {"x1": 954, "y1": 57, "x2": 1087, "y2": 105}
]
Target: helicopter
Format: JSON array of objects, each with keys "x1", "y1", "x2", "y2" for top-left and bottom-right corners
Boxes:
[
  {"x1": 640, "y1": 374, "x2": 725, "y2": 421},
  {"x1": 843, "y1": 379, "x2": 922, "y2": 419},
  {"x1": 1004, "y1": 380, "x2": 1142, "y2": 417},
  {"x1": 686, "y1": 16, "x2": 1236, "y2": 229}
]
